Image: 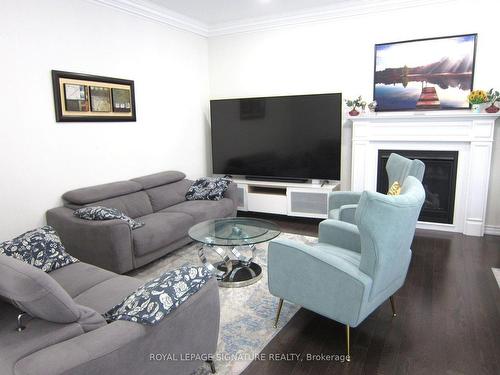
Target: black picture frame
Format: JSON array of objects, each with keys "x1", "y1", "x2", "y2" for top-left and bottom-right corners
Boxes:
[
  {"x1": 52, "y1": 70, "x2": 136, "y2": 122},
  {"x1": 373, "y1": 33, "x2": 478, "y2": 112}
]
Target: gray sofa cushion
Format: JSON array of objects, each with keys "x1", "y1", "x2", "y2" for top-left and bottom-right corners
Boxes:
[
  {"x1": 132, "y1": 212, "x2": 194, "y2": 257},
  {"x1": 104, "y1": 266, "x2": 212, "y2": 325},
  {"x1": 63, "y1": 180, "x2": 143, "y2": 205},
  {"x1": 74, "y1": 206, "x2": 145, "y2": 229},
  {"x1": 163, "y1": 198, "x2": 235, "y2": 223},
  {"x1": 145, "y1": 179, "x2": 193, "y2": 212},
  {"x1": 132, "y1": 171, "x2": 186, "y2": 189},
  {"x1": 49, "y1": 262, "x2": 117, "y2": 298},
  {"x1": 89, "y1": 191, "x2": 153, "y2": 219},
  {"x1": 0, "y1": 255, "x2": 106, "y2": 332},
  {"x1": 0, "y1": 226, "x2": 78, "y2": 272},
  {"x1": 74, "y1": 275, "x2": 143, "y2": 314}
]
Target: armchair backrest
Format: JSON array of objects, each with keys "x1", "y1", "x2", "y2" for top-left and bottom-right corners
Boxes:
[
  {"x1": 355, "y1": 177, "x2": 425, "y2": 300},
  {"x1": 386, "y1": 153, "x2": 425, "y2": 186}
]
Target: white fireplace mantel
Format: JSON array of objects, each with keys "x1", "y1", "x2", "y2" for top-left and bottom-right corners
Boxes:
[{"x1": 350, "y1": 111, "x2": 499, "y2": 236}]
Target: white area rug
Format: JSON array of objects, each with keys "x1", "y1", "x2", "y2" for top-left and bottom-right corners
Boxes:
[
  {"x1": 493, "y1": 268, "x2": 500, "y2": 289},
  {"x1": 129, "y1": 232, "x2": 317, "y2": 375}
]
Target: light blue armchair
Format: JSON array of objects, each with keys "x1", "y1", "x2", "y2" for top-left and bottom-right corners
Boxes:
[
  {"x1": 268, "y1": 176, "x2": 425, "y2": 361},
  {"x1": 329, "y1": 153, "x2": 425, "y2": 223}
]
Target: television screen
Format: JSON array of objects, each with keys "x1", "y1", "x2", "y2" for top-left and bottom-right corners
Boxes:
[{"x1": 210, "y1": 93, "x2": 342, "y2": 181}]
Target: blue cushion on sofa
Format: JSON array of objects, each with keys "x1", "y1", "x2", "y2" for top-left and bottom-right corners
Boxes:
[
  {"x1": 0, "y1": 226, "x2": 78, "y2": 272},
  {"x1": 104, "y1": 266, "x2": 212, "y2": 325},
  {"x1": 185, "y1": 177, "x2": 231, "y2": 201},
  {"x1": 74, "y1": 206, "x2": 145, "y2": 229}
]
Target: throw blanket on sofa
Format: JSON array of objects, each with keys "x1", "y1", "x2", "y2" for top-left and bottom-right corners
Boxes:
[{"x1": 104, "y1": 266, "x2": 212, "y2": 325}]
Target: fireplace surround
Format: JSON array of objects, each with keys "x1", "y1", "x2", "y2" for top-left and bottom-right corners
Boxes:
[{"x1": 350, "y1": 111, "x2": 499, "y2": 236}]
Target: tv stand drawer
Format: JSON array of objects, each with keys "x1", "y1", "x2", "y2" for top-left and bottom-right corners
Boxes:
[{"x1": 247, "y1": 192, "x2": 287, "y2": 215}]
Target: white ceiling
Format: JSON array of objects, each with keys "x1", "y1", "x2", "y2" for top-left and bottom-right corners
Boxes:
[{"x1": 148, "y1": 0, "x2": 349, "y2": 25}]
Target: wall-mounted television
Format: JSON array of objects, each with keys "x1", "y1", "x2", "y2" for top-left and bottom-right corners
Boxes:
[{"x1": 210, "y1": 93, "x2": 342, "y2": 182}]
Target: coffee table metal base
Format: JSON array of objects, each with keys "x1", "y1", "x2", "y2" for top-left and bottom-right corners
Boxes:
[
  {"x1": 213, "y1": 260, "x2": 262, "y2": 288},
  {"x1": 198, "y1": 243, "x2": 262, "y2": 288}
]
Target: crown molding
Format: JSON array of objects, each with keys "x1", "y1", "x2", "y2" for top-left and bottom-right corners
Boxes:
[
  {"x1": 88, "y1": 0, "x2": 456, "y2": 38},
  {"x1": 87, "y1": 0, "x2": 209, "y2": 36},
  {"x1": 208, "y1": 0, "x2": 456, "y2": 37}
]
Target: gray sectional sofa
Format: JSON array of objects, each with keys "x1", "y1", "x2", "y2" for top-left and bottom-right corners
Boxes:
[
  {"x1": 0, "y1": 254, "x2": 220, "y2": 375},
  {"x1": 47, "y1": 171, "x2": 237, "y2": 274}
]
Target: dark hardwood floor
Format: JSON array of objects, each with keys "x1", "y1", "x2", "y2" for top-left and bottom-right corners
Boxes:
[{"x1": 238, "y1": 212, "x2": 500, "y2": 375}]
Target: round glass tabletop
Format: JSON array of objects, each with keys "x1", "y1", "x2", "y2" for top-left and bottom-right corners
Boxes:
[{"x1": 188, "y1": 217, "x2": 281, "y2": 246}]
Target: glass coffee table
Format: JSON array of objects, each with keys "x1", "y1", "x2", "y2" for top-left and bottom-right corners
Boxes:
[{"x1": 188, "y1": 217, "x2": 280, "y2": 288}]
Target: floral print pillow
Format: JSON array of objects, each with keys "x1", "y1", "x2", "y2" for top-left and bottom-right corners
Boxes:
[
  {"x1": 185, "y1": 177, "x2": 231, "y2": 201},
  {"x1": 74, "y1": 206, "x2": 145, "y2": 230},
  {"x1": 0, "y1": 226, "x2": 78, "y2": 272},
  {"x1": 104, "y1": 266, "x2": 212, "y2": 325}
]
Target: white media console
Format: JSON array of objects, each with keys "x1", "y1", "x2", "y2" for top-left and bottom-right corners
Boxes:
[{"x1": 232, "y1": 178, "x2": 340, "y2": 219}]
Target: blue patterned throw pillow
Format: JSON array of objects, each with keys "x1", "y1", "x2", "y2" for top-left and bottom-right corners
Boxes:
[
  {"x1": 104, "y1": 266, "x2": 212, "y2": 325},
  {"x1": 74, "y1": 206, "x2": 145, "y2": 230},
  {"x1": 185, "y1": 177, "x2": 231, "y2": 201},
  {"x1": 0, "y1": 226, "x2": 78, "y2": 272}
]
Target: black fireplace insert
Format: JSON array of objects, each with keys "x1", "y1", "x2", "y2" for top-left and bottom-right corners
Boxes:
[{"x1": 377, "y1": 150, "x2": 458, "y2": 224}]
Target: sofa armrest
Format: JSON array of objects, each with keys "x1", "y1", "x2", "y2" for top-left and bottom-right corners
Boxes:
[
  {"x1": 268, "y1": 238, "x2": 371, "y2": 326},
  {"x1": 14, "y1": 278, "x2": 220, "y2": 375},
  {"x1": 224, "y1": 182, "x2": 238, "y2": 215},
  {"x1": 46, "y1": 207, "x2": 134, "y2": 274},
  {"x1": 318, "y1": 219, "x2": 361, "y2": 252},
  {"x1": 328, "y1": 191, "x2": 362, "y2": 210}
]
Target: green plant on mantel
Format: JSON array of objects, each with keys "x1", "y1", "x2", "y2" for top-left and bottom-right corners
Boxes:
[
  {"x1": 345, "y1": 96, "x2": 365, "y2": 111},
  {"x1": 487, "y1": 88, "x2": 500, "y2": 104}
]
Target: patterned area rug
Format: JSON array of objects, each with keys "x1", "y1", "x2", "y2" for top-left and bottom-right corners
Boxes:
[
  {"x1": 129, "y1": 232, "x2": 317, "y2": 375},
  {"x1": 493, "y1": 268, "x2": 500, "y2": 289}
]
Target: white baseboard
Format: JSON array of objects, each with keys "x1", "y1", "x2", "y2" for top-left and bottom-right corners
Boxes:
[{"x1": 484, "y1": 225, "x2": 500, "y2": 236}]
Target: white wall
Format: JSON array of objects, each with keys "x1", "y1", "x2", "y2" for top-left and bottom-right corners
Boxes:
[
  {"x1": 0, "y1": 0, "x2": 210, "y2": 240},
  {"x1": 2, "y1": 0, "x2": 499, "y2": 241},
  {"x1": 208, "y1": 0, "x2": 500, "y2": 230}
]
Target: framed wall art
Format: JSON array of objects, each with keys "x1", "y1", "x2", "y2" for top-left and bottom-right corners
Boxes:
[
  {"x1": 373, "y1": 34, "x2": 477, "y2": 112},
  {"x1": 52, "y1": 70, "x2": 136, "y2": 122}
]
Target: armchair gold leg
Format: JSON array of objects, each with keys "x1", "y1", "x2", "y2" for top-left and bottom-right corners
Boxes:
[
  {"x1": 346, "y1": 324, "x2": 351, "y2": 362},
  {"x1": 389, "y1": 296, "x2": 397, "y2": 317},
  {"x1": 274, "y1": 298, "x2": 284, "y2": 328}
]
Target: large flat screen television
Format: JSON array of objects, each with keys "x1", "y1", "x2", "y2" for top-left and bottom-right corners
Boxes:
[{"x1": 210, "y1": 93, "x2": 342, "y2": 181}]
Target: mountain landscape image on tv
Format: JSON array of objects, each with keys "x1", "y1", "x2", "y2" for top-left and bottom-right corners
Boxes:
[{"x1": 374, "y1": 34, "x2": 477, "y2": 111}]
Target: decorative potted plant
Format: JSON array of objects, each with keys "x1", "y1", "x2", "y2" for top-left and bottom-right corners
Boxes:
[
  {"x1": 467, "y1": 90, "x2": 488, "y2": 113},
  {"x1": 345, "y1": 96, "x2": 365, "y2": 116},
  {"x1": 485, "y1": 88, "x2": 500, "y2": 113}
]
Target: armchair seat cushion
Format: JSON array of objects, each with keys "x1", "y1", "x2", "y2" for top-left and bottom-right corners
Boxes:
[
  {"x1": 162, "y1": 198, "x2": 234, "y2": 223},
  {"x1": 132, "y1": 212, "x2": 194, "y2": 257}
]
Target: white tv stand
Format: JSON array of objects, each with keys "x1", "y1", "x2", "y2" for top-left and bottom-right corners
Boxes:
[{"x1": 232, "y1": 178, "x2": 340, "y2": 219}]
